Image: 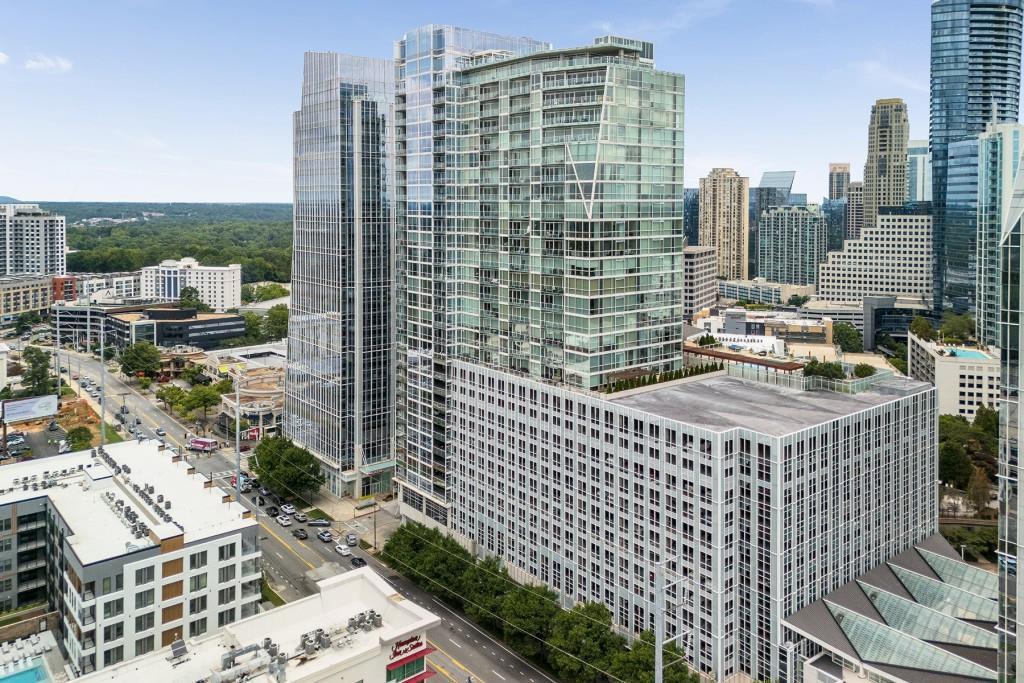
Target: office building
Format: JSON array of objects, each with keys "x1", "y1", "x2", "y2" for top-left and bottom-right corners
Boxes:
[
  {"x1": 695, "y1": 307, "x2": 834, "y2": 345},
  {"x1": 931, "y1": 0, "x2": 1023, "y2": 312},
  {"x1": 684, "y1": 187, "x2": 700, "y2": 246},
  {"x1": 977, "y1": 123, "x2": 1024, "y2": 345},
  {"x1": 817, "y1": 212, "x2": 933, "y2": 303},
  {"x1": 681, "y1": 246, "x2": 716, "y2": 322},
  {"x1": 863, "y1": 98, "x2": 910, "y2": 231},
  {"x1": 907, "y1": 331, "x2": 999, "y2": 420},
  {"x1": 828, "y1": 163, "x2": 850, "y2": 200},
  {"x1": 717, "y1": 278, "x2": 815, "y2": 306},
  {"x1": 139, "y1": 258, "x2": 241, "y2": 312},
  {"x1": 943, "y1": 137, "x2": 980, "y2": 313},
  {"x1": 998, "y1": 144, "x2": 1024, "y2": 680},
  {"x1": 907, "y1": 139, "x2": 932, "y2": 203},
  {"x1": 0, "y1": 440, "x2": 261, "y2": 676},
  {"x1": 845, "y1": 181, "x2": 864, "y2": 240},
  {"x1": 821, "y1": 197, "x2": 847, "y2": 252},
  {"x1": 107, "y1": 308, "x2": 246, "y2": 350},
  {"x1": 0, "y1": 204, "x2": 66, "y2": 276},
  {"x1": 447, "y1": 359, "x2": 936, "y2": 681},
  {"x1": 395, "y1": 30, "x2": 685, "y2": 526},
  {"x1": 748, "y1": 171, "x2": 796, "y2": 277},
  {"x1": 757, "y1": 205, "x2": 827, "y2": 286},
  {"x1": 700, "y1": 168, "x2": 749, "y2": 280},
  {"x1": 284, "y1": 52, "x2": 395, "y2": 498},
  {"x1": 0, "y1": 275, "x2": 51, "y2": 326},
  {"x1": 78, "y1": 569, "x2": 441, "y2": 683}
]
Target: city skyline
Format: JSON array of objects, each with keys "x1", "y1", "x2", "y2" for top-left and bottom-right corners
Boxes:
[{"x1": 1, "y1": 0, "x2": 930, "y2": 203}]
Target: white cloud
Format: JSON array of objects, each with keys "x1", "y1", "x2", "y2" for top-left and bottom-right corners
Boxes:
[
  {"x1": 0, "y1": 52, "x2": 9, "y2": 66},
  {"x1": 24, "y1": 54, "x2": 72, "y2": 74},
  {"x1": 595, "y1": 0, "x2": 733, "y2": 37},
  {"x1": 852, "y1": 60, "x2": 926, "y2": 93}
]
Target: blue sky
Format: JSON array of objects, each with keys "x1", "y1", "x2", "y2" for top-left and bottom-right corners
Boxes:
[{"x1": 0, "y1": 0, "x2": 930, "y2": 202}]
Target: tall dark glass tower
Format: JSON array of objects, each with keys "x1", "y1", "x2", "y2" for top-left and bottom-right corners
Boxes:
[
  {"x1": 931, "y1": 0, "x2": 1023, "y2": 312},
  {"x1": 285, "y1": 53, "x2": 395, "y2": 497}
]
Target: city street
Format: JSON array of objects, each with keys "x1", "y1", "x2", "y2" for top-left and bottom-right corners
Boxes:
[{"x1": 46, "y1": 346, "x2": 557, "y2": 683}]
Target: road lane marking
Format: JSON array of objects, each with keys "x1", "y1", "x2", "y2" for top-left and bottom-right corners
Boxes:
[
  {"x1": 448, "y1": 637, "x2": 462, "y2": 648},
  {"x1": 427, "y1": 659, "x2": 459, "y2": 683},
  {"x1": 492, "y1": 671, "x2": 506, "y2": 681},
  {"x1": 429, "y1": 640, "x2": 485, "y2": 683},
  {"x1": 259, "y1": 521, "x2": 315, "y2": 570}
]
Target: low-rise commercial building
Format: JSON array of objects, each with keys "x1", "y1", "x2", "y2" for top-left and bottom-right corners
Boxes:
[
  {"x1": 681, "y1": 246, "x2": 716, "y2": 322},
  {"x1": 141, "y1": 258, "x2": 242, "y2": 312},
  {"x1": 718, "y1": 278, "x2": 815, "y2": 306},
  {"x1": 445, "y1": 359, "x2": 936, "y2": 681},
  {"x1": 78, "y1": 568, "x2": 440, "y2": 683},
  {"x1": 0, "y1": 440, "x2": 260, "y2": 676},
  {"x1": 108, "y1": 308, "x2": 246, "y2": 350},
  {"x1": 907, "y1": 332, "x2": 1000, "y2": 420},
  {"x1": 695, "y1": 307, "x2": 833, "y2": 345}
]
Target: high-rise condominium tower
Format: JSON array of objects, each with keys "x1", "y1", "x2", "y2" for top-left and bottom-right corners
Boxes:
[
  {"x1": 394, "y1": 29, "x2": 685, "y2": 526},
  {"x1": 0, "y1": 204, "x2": 66, "y2": 276},
  {"x1": 945, "y1": 137, "x2": 980, "y2": 313},
  {"x1": 845, "y1": 181, "x2": 864, "y2": 240},
  {"x1": 907, "y1": 139, "x2": 932, "y2": 203},
  {"x1": 863, "y1": 98, "x2": 909, "y2": 231},
  {"x1": 700, "y1": 168, "x2": 749, "y2": 280},
  {"x1": 757, "y1": 205, "x2": 827, "y2": 286},
  {"x1": 931, "y1": 0, "x2": 1023, "y2": 312},
  {"x1": 977, "y1": 123, "x2": 1024, "y2": 346},
  {"x1": 284, "y1": 53, "x2": 395, "y2": 497},
  {"x1": 747, "y1": 171, "x2": 795, "y2": 277},
  {"x1": 828, "y1": 163, "x2": 850, "y2": 200}
]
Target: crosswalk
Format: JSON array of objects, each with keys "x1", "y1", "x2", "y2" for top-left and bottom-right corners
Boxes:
[{"x1": 208, "y1": 470, "x2": 236, "y2": 480}]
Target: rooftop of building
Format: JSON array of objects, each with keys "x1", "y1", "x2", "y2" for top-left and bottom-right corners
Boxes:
[
  {"x1": 78, "y1": 568, "x2": 441, "y2": 683},
  {"x1": 784, "y1": 534, "x2": 997, "y2": 683},
  {"x1": 0, "y1": 440, "x2": 253, "y2": 566},
  {"x1": 910, "y1": 333, "x2": 999, "y2": 364},
  {"x1": 205, "y1": 342, "x2": 287, "y2": 370},
  {"x1": 460, "y1": 34, "x2": 665, "y2": 73},
  {"x1": 110, "y1": 309, "x2": 241, "y2": 324},
  {"x1": 610, "y1": 369, "x2": 931, "y2": 436}
]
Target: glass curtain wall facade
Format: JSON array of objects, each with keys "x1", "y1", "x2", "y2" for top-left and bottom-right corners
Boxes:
[
  {"x1": 757, "y1": 205, "x2": 827, "y2": 286},
  {"x1": 285, "y1": 52, "x2": 394, "y2": 497},
  {"x1": 394, "y1": 26, "x2": 551, "y2": 525},
  {"x1": 945, "y1": 138, "x2": 980, "y2": 314},
  {"x1": 931, "y1": 0, "x2": 1023, "y2": 311},
  {"x1": 977, "y1": 123, "x2": 1024, "y2": 346}
]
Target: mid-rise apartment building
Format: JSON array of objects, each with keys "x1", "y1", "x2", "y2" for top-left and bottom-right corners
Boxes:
[
  {"x1": 0, "y1": 204, "x2": 66, "y2": 276},
  {"x1": 0, "y1": 275, "x2": 52, "y2": 326},
  {"x1": 0, "y1": 440, "x2": 260, "y2": 676},
  {"x1": 395, "y1": 30, "x2": 685, "y2": 525},
  {"x1": 817, "y1": 212, "x2": 933, "y2": 302},
  {"x1": 907, "y1": 332, "x2": 1000, "y2": 420},
  {"x1": 447, "y1": 359, "x2": 936, "y2": 681},
  {"x1": 757, "y1": 205, "x2": 827, "y2": 286},
  {"x1": 863, "y1": 98, "x2": 909, "y2": 231},
  {"x1": 681, "y1": 246, "x2": 716, "y2": 322},
  {"x1": 717, "y1": 278, "x2": 814, "y2": 306},
  {"x1": 74, "y1": 272, "x2": 143, "y2": 302},
  {"x1": 140, "y1": 258, "x2": 241, "y2": 312},
  {"x1": 700, "y1": 168, "x2": 749, "y2": 280}
]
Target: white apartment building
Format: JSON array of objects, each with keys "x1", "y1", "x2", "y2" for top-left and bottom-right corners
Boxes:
[
  {"x1": 445, "y1": 360, "x2": 936, "y2": 682},
  {"x1": 0, "y1": 440, "x2": 261, "y2": 676},
  {"x1": 817, "y1": 213, "x2": 933, "y2": 302},
  {"x1": 682, "y1": 246, "x2": 716, "y2": 322},
  {"x1": 140, "y1": 258, "x2": 241, "y2": 312},
  {"x1": 75, "y1": 272, "x2": 142, "y2": 301},
  {"x1": 907, "y1": 332, "x2": 1000, "y2": 420},
  {"x1": 718, "y1": 278, "x2": 815, "y2": 306},
  {"x1": 78, "y1": 569, "x2": 441, "y2": 683},
  {"x1": 0, "y1": 204, "x2": 66, "y2": 276}
]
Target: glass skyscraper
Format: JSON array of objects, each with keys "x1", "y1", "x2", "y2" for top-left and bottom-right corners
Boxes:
[
  {"x1": 944, "y1": 137, "x2": 980, "y2": 313},
  {"x1": 394, "y1": 29, "x2": 686, "y2": 526},
  {"x1": 284, "y1": 52, "x2": 395, "y2": 497},
  {"x1": 748, "y1": 171, "x2": 795, "y2": 277},
  {"x1": 931, "y1": 0, "x2": 1023, "y2": 311},
  {"x1": 907, "y1": 139, "x2": 932, "y2": 203}
]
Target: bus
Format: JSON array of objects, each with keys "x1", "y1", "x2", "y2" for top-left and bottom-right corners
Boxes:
[{"x1": 188, "y1": 437, "x2": 218, "y2": 453}]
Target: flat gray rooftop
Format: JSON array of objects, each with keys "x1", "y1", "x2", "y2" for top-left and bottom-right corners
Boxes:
[{"x1": 609, "y1": 374, "x2": 932, "y2": 436}]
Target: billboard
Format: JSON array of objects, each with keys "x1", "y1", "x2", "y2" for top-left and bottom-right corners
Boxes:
[{"x1": 4, "y1": 395, "x2": 59, "y2": 424}]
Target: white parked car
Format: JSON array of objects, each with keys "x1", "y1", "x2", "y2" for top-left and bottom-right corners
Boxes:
[
  {"x1": 334, "y1": 544, "x2": 351, "y2": 556},
  {"x1": 276, "y1": 515, "x2": 292, "y2": 527},
  {"x1": 280, "y1": 503, "x2": 296, "y2": 515}
]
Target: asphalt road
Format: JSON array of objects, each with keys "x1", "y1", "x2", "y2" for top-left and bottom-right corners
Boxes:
[{"x1": 48, "y1": 347, "x2": 559, "y2": 683}]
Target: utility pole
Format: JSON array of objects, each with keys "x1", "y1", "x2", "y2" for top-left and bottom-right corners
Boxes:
[
  {"x1": 654, "y1": 558, "x2": 694, "y2": 683},
  {"x1": 99, "y1": 320, "x2": 106, "y2": 448},
  {"x1": 234, "y1": 375, "x2": 241, "y2": 497},
  {"x1": 53, "y1": 307, "x2": 61, "y2": 403}
]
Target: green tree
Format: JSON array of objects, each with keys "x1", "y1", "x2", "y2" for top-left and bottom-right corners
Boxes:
[
  {"x1": 119, "y1": 341, "x2": 161, "y2": 378},
  {"x1": 155, "y1": 384, "x2": 186, "y2": 410},
  {"x1": 939, "y1": 441, "x2": 973, "y2": 489},
  {"x1": 178, "y1": 364, "x2": 204, "y2": 385},
  {"x1": 211, "y1": 377, "x2": 234, "y2": 395},
  {"x1": 243, "y1": 282, "x2": 288, "y2": 304},
  {"x1": 500, "y1": 585, "x2": 559, "y2": 659},
  {"x1": 696, "y1": 334, "x2": 719, "y2": 347},
  {"x1": 909, "y1": 316, "x2": 936, "y2": 341},
  {"x1": 967, "y1": 466, "x2": 991, "y2": 514},
  {"x1": 833, "y1": 322, "x2": 863, "y2": 353},
  {"x1": 786, "y1": 294, "x2": 810, "y2": 307},
  {"x1": 940, "y1": 525, "x2": 998, "y2": 562},
  {"x1": 138, "y1": 377, "x2": 152, "y2": 391},
  {"x1": 184, "y1": 384, "x2": 222, "y2": 423},
  {"x1": 853, "y1": 363, "x2": 876, "y2": 378},
  {"x1": 461, "y1": 556, "x2": 513, "y2": 631},
  {"x1": 547, "y1": 603, "x2": 623, "y2": 682},
  {"x1": 607, "y1": 632, "x2": 700, "y2": 683},
  {"x1": 803, "y1": 359, "x2": 846, "y2": 380},
  {"x1": 66, "y1": 426, "x2": 93, "y2": 451},
  {"x1": 178, "y1": 286, "x2": 212, "y2": 313},
  {"x1": 974, "y1": 404, "x2": 999, "y2": 438},
  {"x1": 940, "y1": 413, "x2": 998, "y2": 480},
  {"x1": 940, "y1": 312, "x2": 974, "y2": 343},
  {"x1": 250, "y1": 435, "x2": 326, "y2": 503},
  {"x1": 21, "y1": 346, "x2": 53, "y2": 397},
  {"x1": 263, "y1": 304, "x2": 289, "y2": 340},
  {"x1": 14, "y1": 311, "x2": 41, "y2": 335}
]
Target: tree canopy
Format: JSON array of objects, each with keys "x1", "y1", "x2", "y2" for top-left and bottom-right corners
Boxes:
[
  {"x1": 183, "y1": 384, "x2": 221, "y2": 422},
  {"x1": 853, "y1": 363, "x2": 876, "y2": 378},
  {"x1": 940, "y1": 312, "x2": 974, "y2": 343},
  {"x1": 803, "y1": 359, "x2": 846, "y2": 380},
  {"x1": 179, "y1": 286, "x2": 212, "y2": 313},
  {"x1": 241, "y1": 282, "x2": 288, "y2": 303},
  {"x1": 939, "y1": 409, "x2": 998, "y2": 483},
  {"x1": 263, "y1": 304, "x2": 289, "y2": 340},
  {"x1": 21, "y1": 347, "x2": 53, "y2": 397},
  {"x1": 833, "y1": 323, "x2": 863, "y2": 353},
  {"x1": 909, "y1": 316, "x2": 936, "y2": 341},
  {"x1": 250, "y1": 436, "x2": 326, "y2": 503},
  {"x1": 14, "y1": 312, "x2": 41, "y2": 334},
  {"x1": 119, "y1": 342, "x2": 161, "y2": 378},
  {"x1": 66, "y1": 426, "x2": 93, "y2": 451},
  {"x1": 786, "y1": 294, "x2": 810, "y2": 307}
]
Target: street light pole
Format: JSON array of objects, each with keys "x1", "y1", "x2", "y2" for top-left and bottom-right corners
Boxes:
[
  {"x1": 235, "y1": 377, "x2": 241, "y2": 496},
  {"x1": 99, "y1": 320, "x2": 106, "y2": 448}
]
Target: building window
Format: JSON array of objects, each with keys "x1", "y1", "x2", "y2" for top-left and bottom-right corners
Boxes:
[
  {"x1": 218, "y1": 565, "x2": 236, "y2": 584},
  {"x1": 135, "y1": 613, "x2": 154, "y2": 632},
  {"x1": 190, "y1": 551, "x2": 208, "y2": 570},
  {"x1": 189, "y1": 618, "x2": 207, "y2": 638},
  {"x1": 102, "y1": 622, "x2": 123, "y2": 642},
  {"x1": 102, "y1": 598, "x2": 123, "y2": 619},
  {"x1": 189, "y1": 595, "x2": 207, "y2": 614},
  {"x1": 218, "y1": 608, "x2": 236, "y2": 627},
  {"x1": 218, "y1": 544, "x2": 236, "y2": 562},
  {"x1": 103, "y1": 645, "x2": 124, "y2": 667},
  {"x1": 386, "y1": 657, "x2": 425, "y2": 682},
  {"x1": 135, "y1": 566, "x2": 154, "y2": 585},
  {"x1": 135, "y1": 635, "x2": 154, "y2": 656},
  {"x1": 189, "y1": 574, "x2": 208, "y2": 592},
  {"x1": 218, "y1": 587, "x2": 235, "y2": 606}
]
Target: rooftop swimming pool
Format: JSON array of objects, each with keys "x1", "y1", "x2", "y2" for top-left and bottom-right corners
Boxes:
[
  {"x1": 945, "y1": 348, "x2": 990, "y2": 360},
  {"x1": 0, "y1": 659, "x2": 48, "y2": 683}
]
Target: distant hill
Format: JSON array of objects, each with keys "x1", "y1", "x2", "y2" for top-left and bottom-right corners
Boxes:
[
  {"x1": 38, "y1": 201, "x2": 291, "y2": 224},
  {"x1": 0, "y1": 196, "x2": 20, "y2": 203}
]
